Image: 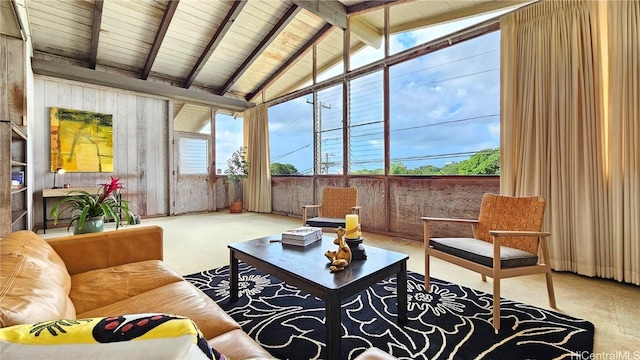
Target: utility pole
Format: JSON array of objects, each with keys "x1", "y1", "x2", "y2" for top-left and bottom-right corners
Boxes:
[{"x1": 307, "y1": 99, "x2": 331, "y2": 174}]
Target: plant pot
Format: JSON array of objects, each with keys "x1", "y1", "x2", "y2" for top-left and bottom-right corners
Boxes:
[
  {"x1": 229, "y1": 200, "x2": 243, "y2": 213},
  {"x1": 73, "y1": 216, "x2": 104, "y2": 235}
]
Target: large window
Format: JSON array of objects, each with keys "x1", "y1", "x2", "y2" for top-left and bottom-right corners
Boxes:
[
  {"x1": 348, "y1": 71, "x2": 384, "y2": 174},
  {"x1": 215, "y1": 113, "x2": 243, "y2": 175},
  {"x1": 316, "y1": 85, "x2": 343, "y2": 174},
  {"x1": 268, "y1": 96, "x2": 314, "y2": 175},
  {"x1": 389, "y1": 31, "x2": 500, "y2": 175}
]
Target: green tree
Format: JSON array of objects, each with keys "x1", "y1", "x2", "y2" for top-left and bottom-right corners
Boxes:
[
  {"x1": 458, "y1": 148, "x2": 500, "y2": 174},
  {"x1": 439, "y1": 162, "x2": 460, "y2": 175},
  {"x1": 270, "y1": 162, "x2": 299, "y2": 175},
  {"x1": 390, "y1": 162, "x2": 410, "y2": 175},
  {"x1": 414, "y1": 165, "x2": 441, "y2": 175}
]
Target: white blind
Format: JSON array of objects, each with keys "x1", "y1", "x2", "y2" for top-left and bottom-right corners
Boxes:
[{"x1": 180, "y1": 138, "x2": 208, "y2": 174}]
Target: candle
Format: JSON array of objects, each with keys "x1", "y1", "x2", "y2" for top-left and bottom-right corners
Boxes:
[{"x1": 345, "y1": 214, "x2": 360, "y2": 239}]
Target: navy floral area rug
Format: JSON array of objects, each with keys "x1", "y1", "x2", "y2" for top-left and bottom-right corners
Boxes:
[{"x1": 185, "y1": 263, "x2": 593, "y2": 360}]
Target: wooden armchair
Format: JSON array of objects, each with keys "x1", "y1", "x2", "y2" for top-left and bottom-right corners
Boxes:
[
  {"x1": 422, "y1": 193, "x2": 556, "y2": 330},
  {"x1": 302, "y1": 187, "x2": 360, "y2": 228}
]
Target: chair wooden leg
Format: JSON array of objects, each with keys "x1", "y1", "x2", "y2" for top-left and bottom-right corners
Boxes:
[
  {"x1": 492, "y1": 235, "x2": 501, "y2": 331},
  {"x1": 481, "y1": 274, "x2": 487, "y2": 282},
  {"x1": 493, "y1": 277, "x2": 500, "y2": 331},
  {"x1": 540, "y1": 237, "x2": 557, "y2": 308},
  {"x1": 423, "y1": 220, "x2": 431, "y2": 291},
  {"x1": 545, "y1": 271, "x2": 556, "y2": 308}
]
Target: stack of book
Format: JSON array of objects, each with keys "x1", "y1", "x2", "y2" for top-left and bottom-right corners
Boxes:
[{"x1": 281, "y1": 226, "x2": 322, "y2": 246}]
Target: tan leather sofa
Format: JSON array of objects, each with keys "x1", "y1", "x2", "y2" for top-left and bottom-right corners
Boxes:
[{"x1": 0, "y1": 226, "x2": 273, "y2": 359}]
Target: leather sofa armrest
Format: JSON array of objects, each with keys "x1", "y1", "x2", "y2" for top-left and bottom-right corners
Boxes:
[{"x1": 46, "y1": 226, "x2": 164, "y2": 275}]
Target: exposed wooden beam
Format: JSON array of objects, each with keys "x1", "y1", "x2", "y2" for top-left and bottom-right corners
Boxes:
[
  {"x1": 219, "y1": 4, "x2": 301, "y2": 96},
  {"x1": 246, "y1": 23, "x2": 333, "y2": 102},
  {"x1": 142, "y1": 0, "x2": 179, "y2": 80},
  {"x1": 89, "y1": 0, "x2": 104, "y2": 70},
  {"x1": 183, "y1": 0, "x2": 246, "y2": 89},
  {"x1": 294, "y1": 0, "x2": 382, "y2": 49},
  {"x1": 32, "y1": 58, "x2": 254, "y2": 111},
  {"x1": 345, "y1": 0, "x2": 404, "y2": 15}
]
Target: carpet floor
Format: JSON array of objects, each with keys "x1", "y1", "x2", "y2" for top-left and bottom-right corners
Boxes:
[{"x1": 185, "y1": 263, "x2": 594, "y2": 360}]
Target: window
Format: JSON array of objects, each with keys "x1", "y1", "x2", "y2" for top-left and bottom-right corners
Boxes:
[
  {"x1": 316, "y1": 85, "x2": 343, "y2": 174},
  {"x1": 348, "y1": 71, "x2": 384, "y2": 174},
  {"x1": 179, "y1": 138, "x2": 208, "y2": 174},
  {"x1": 215, "y1": 113, "x2": 243, "y2": 175},
  {"x1": 389, "y1": 31, "x2": 501, "y2": 175},
  {"x1": 268, "y1": 95, "x2": 314, "y2": 175}
]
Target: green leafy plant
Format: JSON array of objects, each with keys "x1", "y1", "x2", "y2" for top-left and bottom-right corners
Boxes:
[
  {"x1": 49, "y1": 177, "x2": 135, "y2": 231},
  {"x1": 224, "y1": 146, "x2": 249, "y2": 202}
]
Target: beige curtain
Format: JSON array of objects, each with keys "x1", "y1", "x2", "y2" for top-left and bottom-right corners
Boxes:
[
  {"x1": 500, "y1": 0, "x2": 639, "y2": 284},
  {"x1": 242, "y1": 104, "x2": 272, "y2": 213},
  {"x1": 606, "y1": 0, "x2": 639, "y2": 284}
]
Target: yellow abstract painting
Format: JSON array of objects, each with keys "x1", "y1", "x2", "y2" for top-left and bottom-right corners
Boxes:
[{"x1": 50, "y1": 107, "x2": 114, "y2": 173}]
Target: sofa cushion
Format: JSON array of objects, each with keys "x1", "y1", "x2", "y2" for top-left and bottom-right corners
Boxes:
[
  {"x1": 0, "y1": 313, "x2": 223, "y2": 360},
  {"x1": 76, "y1": 281, "x2": 241, "y2": 340},
  {"x1": 0, "y1": 231, "x2": 75, "y2": 328},
  {"x1": 430, "y1": 237, "x2": 539, "y2": 268},
  {"x1": 70, "y1": 260, "x2": 184, "y2": 314}
]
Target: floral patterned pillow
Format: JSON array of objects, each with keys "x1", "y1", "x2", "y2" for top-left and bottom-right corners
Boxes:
[{"x1": 0, "y1": 313, "x2": 225, "y2": 360}]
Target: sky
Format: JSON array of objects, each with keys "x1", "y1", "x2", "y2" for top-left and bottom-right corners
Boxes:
[{"x1": 215, "y1": 9, "x2": 511, "y2": 174}]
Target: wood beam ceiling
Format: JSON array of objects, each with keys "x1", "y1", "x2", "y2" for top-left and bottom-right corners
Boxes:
[
  {"x1": 142, "y1": 0, "x2": 180, "y2": 80},
  {"x1": 293, "y1": 0, "x2": 382, "y2": 49},
  {"x1": 183, "y1": 0, "x2": 247, "y2": 89},
  {"x1": 218, "y1": 4, "x2": 302, "y2": 96},
  {"x1": 89, "y1": 0, "x2": 104, "y2": 70},
  {"x1": 246, "y1": 23, "x2": 333, "y2": 102},
  {"x1": 345, "y1": 0, "x2": 403, "y2": 15},
  {"x1": 31, "y1": 58, "x2": 254, "y2": 111}
]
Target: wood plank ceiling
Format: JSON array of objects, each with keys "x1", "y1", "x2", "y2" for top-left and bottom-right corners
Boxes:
[{"x1": 13, "y1": 0, "x2": 527, "y2": 130}]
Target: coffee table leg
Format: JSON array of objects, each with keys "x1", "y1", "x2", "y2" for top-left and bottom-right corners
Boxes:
[
  {"x1": 398, "y1": 261, "x2": 408, "y2": 325},
  {"x1": 229, "y1": 250, "x2": 239, "y2": 302},
  {"x1": 326, "y1": 295, "x2": 341, "y2": 360}
]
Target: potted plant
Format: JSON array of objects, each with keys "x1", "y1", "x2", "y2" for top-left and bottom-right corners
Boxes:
[
  {"x1": 224, "y1": 146, "x2": 249, "y2": 213},
  {"x1": 50, "y1": 177, "x2": 136, "y2": 234}
]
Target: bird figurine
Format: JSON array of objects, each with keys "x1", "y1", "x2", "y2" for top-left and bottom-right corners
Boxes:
[{"x1": 325, "y1": 227, "x2": 352, "y2": 272}]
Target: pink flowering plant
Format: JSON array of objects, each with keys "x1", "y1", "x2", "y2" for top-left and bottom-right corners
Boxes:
[{"x1": 50, "y1": 177, "x2": 135, "y2": 231}]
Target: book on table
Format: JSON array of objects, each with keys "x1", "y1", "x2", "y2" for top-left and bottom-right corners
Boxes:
[{"x1": 281, "y1": 226, "x2": 322, "y2": 246}]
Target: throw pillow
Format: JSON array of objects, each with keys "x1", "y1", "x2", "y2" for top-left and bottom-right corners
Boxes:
[{"x1": 0, "y1": 313, "x2": 225, "y2": 360}]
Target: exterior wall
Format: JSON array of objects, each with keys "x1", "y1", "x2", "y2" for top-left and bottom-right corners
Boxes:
[
  {"x1": 32, "y1": 77, "x2": 170, "y2": 229},
  {"x1": 272, "y1": 175, "x2": 500, "y2": 241}
]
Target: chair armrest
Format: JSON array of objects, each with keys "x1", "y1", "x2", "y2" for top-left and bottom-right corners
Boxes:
[
  {"x1": 302, "y1": 204, "x2": 322, "y2": 209},
  {"x1": 46, "y1": 226, "x2": 164, "y2": 275},
  {"x1": 421, "y1": 217, "x2": 478, "y2": 224},
  {"x1": 351, "y1": 206, "x2": 361, "y2": 210},
  {"x1": 489, "y1": 230, "x2": 551, "y2": 237}
]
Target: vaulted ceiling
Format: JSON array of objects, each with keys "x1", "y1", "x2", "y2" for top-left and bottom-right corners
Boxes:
[{"x1": 3, "y1": 0, "x2": 527, "y2": 118}]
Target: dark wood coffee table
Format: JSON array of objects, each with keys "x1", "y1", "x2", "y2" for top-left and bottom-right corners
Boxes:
[{"x1": 228, "y1": 234, "x2": 408, "y2": 360}]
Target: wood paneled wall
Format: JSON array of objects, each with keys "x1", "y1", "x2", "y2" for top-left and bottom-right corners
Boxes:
[
  {"x1": 32, "y1": 77, "x2": 170, "y2": 229},
  {"x1": 0, "y1": 35, "x2": 24, "y2": 123},
  {"x1": 271, "y1": 176, "x2": 500, "y2": 241}
]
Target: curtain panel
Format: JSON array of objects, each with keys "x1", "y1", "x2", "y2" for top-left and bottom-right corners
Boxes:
[
  {"x1": 500, "y1": 0, "x2": 639, "y2": 284},
  {"x1": 243, "y1": 104, "x2": 272, "y2": 213}
]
